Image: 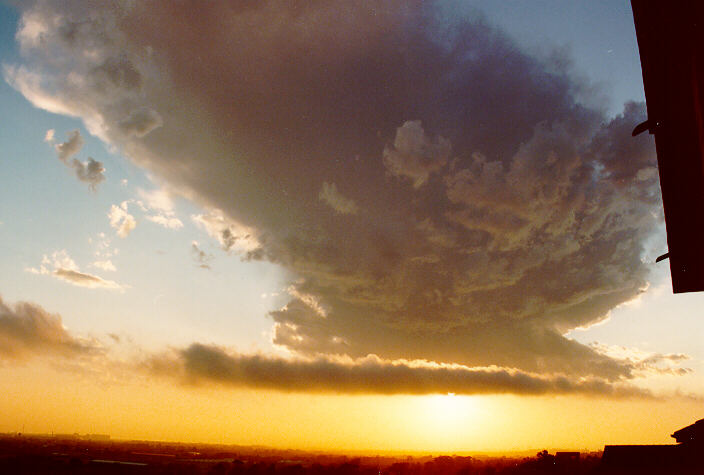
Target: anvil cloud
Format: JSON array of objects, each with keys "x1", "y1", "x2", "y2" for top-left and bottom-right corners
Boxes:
[{"x1": 5, "y1": 1, "x2": 663, "y2": 389}]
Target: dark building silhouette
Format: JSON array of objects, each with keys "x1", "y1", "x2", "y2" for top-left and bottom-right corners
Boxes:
[
  {"x1": 554, "y1": 451, "x2": 579, "y2": 465},
  {"x1": 602, "y1": 418, "x2": 704, "y2": 473},
  {"x1": 672, "y1": 417, "x2": 704, "y2": 444},
  {"x1": 632, "y1": 0, "x2": 704, "y2": 293}
]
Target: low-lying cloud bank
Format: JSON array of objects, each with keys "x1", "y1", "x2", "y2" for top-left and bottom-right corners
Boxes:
[
  {"x1": 147, "y1": 343, "x2": 648, "y2": 397},
  {"x1": 0, "y1": 294, "x2": 687, "y2": 397}
]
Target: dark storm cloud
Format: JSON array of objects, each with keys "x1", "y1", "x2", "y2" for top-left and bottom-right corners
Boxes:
[
  {"x1": 148, "y1": 343, "x2": 647, "y2": 397},
  {"x1": 0, "y1": 295, "x2": 96, "y2": 360},
  {"x1": 6, "y1": 1, "x2": 664, "y2": 381}
]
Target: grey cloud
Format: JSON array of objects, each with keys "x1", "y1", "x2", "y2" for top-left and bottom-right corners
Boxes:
[
  {"x1": 55, "y1": 129, "x2": 84, "y2": 161},
  {"x1": 148, "y1": 343, "x2": 647, "y2": 397},
  {"x1": 118, "y1": 107, "x2": 163, "y2": 138},
  {"x1": 52, "y1": 129, "x2": 105, "y2": 189},
  {"x1": 91, "y1": 55, "x2": 143, "y2": 92},
  {"x1": 0, "y1": 295, "x2": 96, "y2": 360},
  {"x1": 9, "y1": 1, "x2": 663, "y2": 380},
  {"x1": 70, "y1": 157, "x2": 105, "y2": 190}
]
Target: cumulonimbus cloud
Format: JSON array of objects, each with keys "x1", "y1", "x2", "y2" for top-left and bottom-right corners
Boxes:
[{"x1": 5, "y1": 1, "x2": 665, "y2": 382}]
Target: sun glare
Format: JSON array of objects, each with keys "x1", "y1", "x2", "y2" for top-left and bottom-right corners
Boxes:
[{"x1": 424, "y1": 393, "x2": 477, "y2": 431}]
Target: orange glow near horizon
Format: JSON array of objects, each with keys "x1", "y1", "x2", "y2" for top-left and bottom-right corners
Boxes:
[{"x1": 1, "y1": 361, "x2": 701, "y2": 454}]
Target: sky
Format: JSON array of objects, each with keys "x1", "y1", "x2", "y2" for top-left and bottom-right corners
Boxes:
[{"x1": 1, "y1": 0, "x2": 703, "y2": 453}]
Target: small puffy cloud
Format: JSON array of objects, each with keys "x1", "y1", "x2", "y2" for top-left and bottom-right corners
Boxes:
[
  {"x1": 147, "y1": 343, "x2": 646, "y2": 397},
  {"x1": 192, "y1": 209, "x2": 260, "y2": 254},
  {"x1": 54, "y1": 129, "x2": 84, "y2": 161},
  {"x1": 51, "y1": 129, "x2": 105, "y2": 190},
  {"x1": 70, "y1": 157, "x2": 105, "y2": 190},
  {"x1": 92, "y1": 259, "x2": 116, "y2": 272},
  {"x1": 118, "y1": 107, "x2": 163, "y2": 137},
  {"x1": 26, "y1": 250, "x2": 125, "y2": 290},
  {"x1": 0, "y1": 295, "x2": 97, "y2": 360},
  {"x1": 26, "y1": 249, "x2": 78, "y2": 275},
  {"x1": 108, "y1": 201, "x2": 137, "y2": 238},
  {"x1": 383, "y1": 120, "x2": 451, "y2": 188},
  {"x1": 319, "y1": 182, "x2": 359, "y2": 215}
]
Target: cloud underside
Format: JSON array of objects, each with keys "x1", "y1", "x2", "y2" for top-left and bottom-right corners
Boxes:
[
  {"x1": 149, "y1": 343, "x2": 646, "y2": 397},
  {"x1": 7, "y1": 1, "x2": 663, "y2": 379}
]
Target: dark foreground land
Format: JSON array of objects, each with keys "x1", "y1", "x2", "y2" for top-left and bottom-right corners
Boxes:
[{"x1": 0, "y1": 433, "x2": 698, "y2": 474}]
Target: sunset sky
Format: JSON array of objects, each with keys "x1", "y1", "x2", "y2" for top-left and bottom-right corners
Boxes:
[{"x1": 1, "y1": 0, "x2": 703, "y2": 454}]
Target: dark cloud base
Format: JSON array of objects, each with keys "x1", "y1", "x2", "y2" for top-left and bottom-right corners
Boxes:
[{"x1": 148, "y1": 343, "x2": 649, "y2": 398}]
